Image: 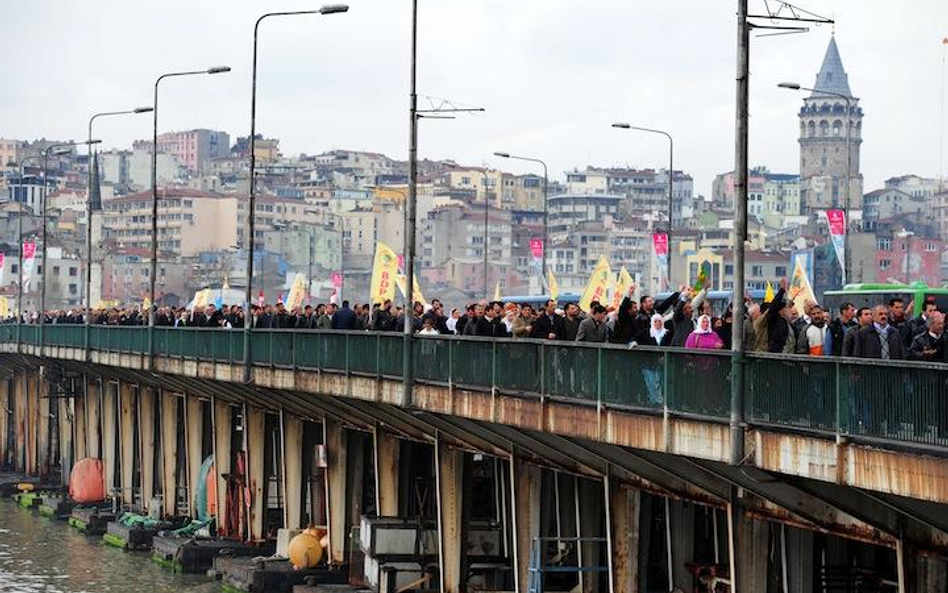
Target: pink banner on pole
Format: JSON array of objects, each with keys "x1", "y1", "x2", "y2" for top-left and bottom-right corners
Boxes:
[
  {"x1": 824, "y1": 210, "x2": 846, "y2": 283},
  {"x1": 331, "y1": 273, "x2": 343, "y2": 288},
  {"x1": 529, "y1": 238, "x2": 544, "y2": 259},
  {"x1": 652, "y1": 233, "x2": 668, "y2": 256}
]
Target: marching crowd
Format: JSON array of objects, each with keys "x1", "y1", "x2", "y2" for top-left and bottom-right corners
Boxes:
[{"x1": 8, "y1": 278, "x2": 946, "y2": 363}]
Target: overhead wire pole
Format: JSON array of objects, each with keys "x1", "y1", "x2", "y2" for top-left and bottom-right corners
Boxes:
[
  {"x1": 493, "y1": 152, "x2": 548, "y2": 294},
  {"x1": 729, "y1": 1, "x2": 833, "y2": 468},
  {"x1": 15, "y1": 155, "x2": 41, "y2": 349},
  {"x1": 403, "y1": 0, "x2": 419, "y2": 409}
]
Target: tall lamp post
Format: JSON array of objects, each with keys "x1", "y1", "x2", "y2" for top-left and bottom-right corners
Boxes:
[
  {"x1": 611, "y1": 123, "x2": 675, "y2": 288},
  {"x1": 40, "y1": 140, "x2": 101, "y2": 350},
  {"x1": 242, "y1": 4, "x2": 348, "y2": 385},
  {"x1": 149, "y1": 66, "x2": 231, "y2": 365},
  {"x1": 305, "y1": 208, "x2": 346, "y2": 303},
  {"x1": 86, "y1": 107, "x2": 152, "y2": 356},
  {"x1": 778, "y1": 81, "x2": 854, "y2": 284},
  {"x1": 15, "y1": 156, "x2": 41, "y2": 328},
  {"x1": 493, "y1": 152, "x2": 548, "y2": 295}
]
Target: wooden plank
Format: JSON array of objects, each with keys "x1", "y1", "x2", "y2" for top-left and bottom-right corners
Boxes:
[
  {"x1": 14, "y1": 373, "x2": 26, "y2": 472},
  {"x1": 0, "y1": 379, "x2": 8, "y2": 467},
  {"x1": 283, "y1": 413, "x2": 303, "y2": 530},
  {"x1": 58, "y1": 396, "x2": 71, "y2": 486},
  {"x1": 37, "y1": 377, "x2": 50, "y2": 477},
  {"x1": 139, "y1": 387, "x2": 156, "y2": 513},
  {"x1": 375, "y1": 429, "x2": 400, "y2": 516},
  {"x1": 73, "y1": 388, "x2": 87, "y2": 462},
  {"x1": 325, "y1": 418, "x2": 347, "y2": 564},
  {"x1": 213, "y1": 398, "x2": 232, "y2": 535},
  {"x1": 85, "y1": 378, "x2": 101, "y2": 459},
  {"x1": 119, "y1": 383, "x2": 136, "y2": 506},
  {"x1": 160, "y1": 392, "x2": 179, "y2": 518},
  {"x1": 102, "y1": 382, "x2": 118, "y2": 497},
  {"x1": 186, "y1": 395, "x2": 204, "y2": 516},
  {"x1": 245, "y1": 405, "x2": 266, "y2": 541}
]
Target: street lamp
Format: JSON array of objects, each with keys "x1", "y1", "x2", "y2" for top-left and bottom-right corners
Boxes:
[
  {"x1": 14, "y1": 155, "x2": 42, "y2": 331},
  {"x1": 611, "y1": 123, "x2": 675, "y2": 288},
  {"x1": 40, "y1": 140, "x2": 101, "y2": 350},
  {"x1": 149, "y1": 66, "x2": 231, "y2": 364},
  {"x1": 493, "y1": 151, "x2": 548, "y2": 295},
  {"x1": 86, "y1": 106, "x2": 152, "y2": 355},
  {"x1": 778, "y1": 81, "x2": 854, "y2": 283},
  {"x1": 242, "y1": 4, "x2": 349, "y2": 384}
]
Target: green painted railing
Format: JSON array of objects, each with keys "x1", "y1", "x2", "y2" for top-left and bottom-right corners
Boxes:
[{"x1": 9, "y1": 325, "x2": 948, "y2": 449}]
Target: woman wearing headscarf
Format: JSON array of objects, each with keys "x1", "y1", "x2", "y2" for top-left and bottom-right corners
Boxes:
[
  {"x1": 631, "y1": 313, "x2": 673, "y2": 347},
  {"x1": 685, "y1": 315, "x2": 724, "y2": 350}
]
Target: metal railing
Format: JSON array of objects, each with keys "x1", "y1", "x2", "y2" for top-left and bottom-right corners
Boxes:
[{"x1": 9, "y1": 325, "x2": 948, "y2": 450}]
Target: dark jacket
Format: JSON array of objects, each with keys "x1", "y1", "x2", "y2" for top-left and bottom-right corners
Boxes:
[
  {"x1": 904, "y1": 316, "x2": 929, "y2": 349},
  {"x1": 851, "y1": 324, "x2": 905, "y2": 360},
  {"x1": 766, "y1": 289, "x2": 790, "y2": 353},
  {"x1": 827, "y1": 317, "x2": 856, "y2": 356},
  {"x1": 532, "y1": 312, "x2": 564, "y2": 340},
  {"x1": 562, "y1": 316, "x2": 581, "y2": 342},
  {"x1": 631, "y1": 327, "x2": 673, "y2": 347},
  {"x1": 331, "y1": 306, "x2": 357, "y2": 330},
  {"x1": 908, "y1": 331, "x2": 945, "y2": 362},
  {"x1": 611, "y1": 297, "x2": 636, "y2": 344}
]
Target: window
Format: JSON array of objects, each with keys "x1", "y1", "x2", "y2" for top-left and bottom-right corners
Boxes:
[
  {"x1": 876, "y1": 238, "x2": 892, "y2": 251},
  {"x1": 880, "y1": 259, "x2": 891, "y2": 270},
  {"x1": 751, "y1": 265, "x2": 763, "y2": 276},
  {"x1": 775, "y1": 266, "x2": 787, "y2": 277},
  {"x1": 52, "y1": 266, "x2": 60, "y2": 276},
  {"x1": 724, "y1": 264, "x2": 734, "y2": 275},
  {"x1": 69, "y1": 267, "x2": 77, "y2": 277}
]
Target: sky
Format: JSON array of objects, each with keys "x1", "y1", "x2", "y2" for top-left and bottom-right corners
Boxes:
[{"x1": 3, "y1": 0, "x2": 947, "y2": 196}]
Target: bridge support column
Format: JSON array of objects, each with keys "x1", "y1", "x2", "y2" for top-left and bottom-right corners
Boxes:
[
  {"x1": 73, "y1": 384, "x2": 87, "y2": 462},
  {"x1": 512, "y1": 456, "x2": 542, "y2": 593},
  {"x1": 57, "y1": 392, "x2": 72, "y2": 486},
  {"x1": 37, "y1": 376, "x2": 50, "y2": 477},
  {"x1": 436, "y1": 440, "x2": 464, "y2": 593},
  {"x1": 726, "y1": 491, "x2": 770, "y2": 593},
  {"x1": 0, "y1": 378, "x2": 9, "y2": 468},
  {"x1": 102, "y1": 382, "x2": 117, "y2": 497},
  {"x1": 608, "y1": 482, "x2": 640, "y2": 593},
  {"x1": 324, "y1": 418, "x2": 347, "y2": 565},
  {"x1": 119, "y1": 383, "x2": 136, "y2": 506},
  {"x1": 212, "y1": 399, "x2": 233, "y2": 535},
  {"x1": 160, "y1": 392, "x2": 179, "y2": 518},
  {"x1": 374, "y1": 428, "x2": 400, "y2": 516},
  {"x1": 139, "y1": 387, "x2": 157, "y2": 513},
  {"x1": 898, "y1": 538, "x2": 948, "y2": 593},
  {"x1": 84, "y1": 377, "x2": 100, "y2": 460},
  {"x1": 282, "y1": 411, "x2": 303, "y2": 530},
  {"x1": 245, "y1": 405, "x2": 266, "y2": 541},
  {"x1": 186, "y1": 395, "x2": 205, "y2": 517},
  {"x1": 13, "y1": 372, "x2": 26, "y2": 472}
]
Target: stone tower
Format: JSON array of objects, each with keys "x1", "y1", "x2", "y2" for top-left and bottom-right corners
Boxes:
[{"x1": 799, "y1": 36, "x2": 863, "y2": 213}]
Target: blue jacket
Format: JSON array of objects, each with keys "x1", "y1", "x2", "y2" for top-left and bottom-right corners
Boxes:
[{"x1": 331, "y1": 307, "x2": 357, "y2": 330}]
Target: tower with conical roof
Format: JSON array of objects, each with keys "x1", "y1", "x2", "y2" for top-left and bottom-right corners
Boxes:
[{"x1": 798, "y1": 36, "x2": 863, "y2": 213}]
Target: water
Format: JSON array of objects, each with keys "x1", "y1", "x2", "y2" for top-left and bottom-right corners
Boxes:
[{"x1": 0, "y1": 501, "x2": 220, "y2": 593}]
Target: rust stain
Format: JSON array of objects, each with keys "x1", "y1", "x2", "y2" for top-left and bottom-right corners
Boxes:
[
  {"x1": 452, "y1": 390, "x2": 492, "y2": 421},
  {"x1": 544, "y1": 401, "x2": 599, "y2": 441},
  {"x1": 846, "y1": 446, "x2": 948, "y2": 505},
  {"x1": 669, "y1": 419, "x2": 729, "y2": 462},
  {"x1": 495, "y1": 395, "x2": 541, "y2": 430},
  {"x1": 754, "y1": 431, "x2": 839, "y2": 484},
  {"x1": 603, "y1": 410, "x2": 664, "y2": 450}
]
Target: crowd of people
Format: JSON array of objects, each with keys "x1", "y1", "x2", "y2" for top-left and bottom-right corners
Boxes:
[{"x1": 8, "y1": 278, "x2": 946, "y2": 363}]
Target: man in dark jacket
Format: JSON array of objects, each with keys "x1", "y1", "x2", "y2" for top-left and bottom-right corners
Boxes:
[
  {"x1": 905, "y1": 300, "x2": 937, "y2": 349},
  {"x1": 611, "y1": 285, "x2": 638, "y2": 344},
  {"x1": 561, "y1": 303, "x2": 582, "y2": 341},
  {"x1": 331, "y1": 300, "x2": 358, "y2": 330},
  {"x1": 577, "y1": 305, "x2": 609, "y2": 342},
  {"x1": 531, "y1": 299, "x2": 564, "y2": 340},
  {"x1": 634, "y1": 291, "x2": 679, "y2": 338},
  {"x1": 852, "y1": 305, "x2": 905, "y2": 360},
  {"x1": 908, "y1": 313, "x2": 945, "y2": 361},
  {"x1": 841, "y1": 307, "x2": 872, "y2": 356},
  {"x1": 826, "y1": 302, "x2": 856, "y2": 356}
]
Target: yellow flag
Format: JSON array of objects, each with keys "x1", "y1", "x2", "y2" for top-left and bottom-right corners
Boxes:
[
  {"x1": 547, "y1": 268, "x2": 559, "y2": 302},
  {"x1": 0, "y1": 296, "x2": 8, "y2": 319},
  {"x1": 143, "y1": 296, "x2": 152, "y2": 312},
  {"x1": 192, "y1": 288, "x2": 212, "y2": 310},
  {"x1": 285, "y1": 273, "x2": 308, "y2": 311},
  {"x1": 610, "y1": 266, "x2": 635, "y2": 310},
  {"x1": 493, "y1": 281, "x2": 501, "y2": 302},
  {"x1": 789, "y1": 258, "x2": 817, "y2": 316},
  {"x1": 579, "y1": 255, "x2": 613, "y2": 313},
  {"x1": 764, "y1": 281, "x2": 775, "y2": 303},
  {"x1": 369, "y1": 242, "x2": 399, "y2": 304},
  {"x1": 396, "y1": 273, "x2": 427, "y2": 307}
]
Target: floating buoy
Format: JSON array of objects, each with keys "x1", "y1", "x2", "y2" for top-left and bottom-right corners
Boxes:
[
  {"x1": 288, "y1": 532, "x2": 324, "y2": 570},
  {"x1": 16, "y1": 483, "x2": 34, "y2": 493}
]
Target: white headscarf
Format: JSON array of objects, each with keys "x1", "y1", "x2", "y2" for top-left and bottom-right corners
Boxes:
[
  {"x1": 694, "y1": 314, "x2": 714, "y2": 334},
  {"x1": 649, "y1": 313, "x2": 667, "y2": 342}
]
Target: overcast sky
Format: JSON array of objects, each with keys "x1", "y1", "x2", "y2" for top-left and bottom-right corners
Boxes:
[{"x1": 3, "y1": 1, "x2": 947, "y2": 195}]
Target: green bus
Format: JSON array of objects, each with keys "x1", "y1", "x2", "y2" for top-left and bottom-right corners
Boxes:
[{"x1": 822, "y1": 282, "x2": 948, "y2": 317}]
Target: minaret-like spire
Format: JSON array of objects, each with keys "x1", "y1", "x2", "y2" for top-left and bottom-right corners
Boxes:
[
  {"x1": 811, "y1": 36, "x2": 853, "y2": 98},
  {"x1": 89, "y1": 150, "x2": 102, "y2": 212}
]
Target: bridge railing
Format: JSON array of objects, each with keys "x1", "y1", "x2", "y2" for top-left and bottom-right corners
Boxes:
[{"x1": 19, "y1": 325, "x2": 948, "y2": 449}]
